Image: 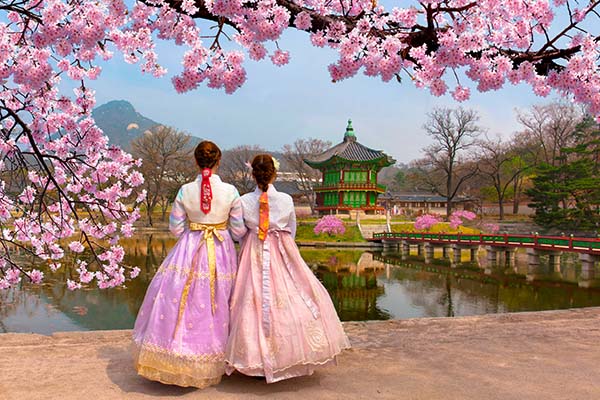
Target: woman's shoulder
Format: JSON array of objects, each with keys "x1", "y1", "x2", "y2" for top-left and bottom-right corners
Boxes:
[
  {"x1": 219, "y1": 181, "x2": 239, "y2": 196},
  {"x1": 277, "y1": 191, "x2": 293, "y2": 202},
  {"x1": 179, "y1": 181, "x2": 197, "y2": 193},
  {"x1": 240, "y1": 191, "x2": 257, "y2": 202},
  {"x1": 273, "y1": 190, "x2": 294, "y2": 207}
]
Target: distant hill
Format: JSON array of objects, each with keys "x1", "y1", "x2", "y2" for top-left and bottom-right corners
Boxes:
[{"x1": 92, "y1": 100, "x2": 160, "y2": 149}]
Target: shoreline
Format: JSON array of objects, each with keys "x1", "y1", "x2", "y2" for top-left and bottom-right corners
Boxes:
[{"x1": 132, "y1": 226, "x2": 380, "y2": 248}]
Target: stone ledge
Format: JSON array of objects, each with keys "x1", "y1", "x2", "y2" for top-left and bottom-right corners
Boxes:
[{"x1": 1, "y1": 308, "x2": 600, "y2": 399}]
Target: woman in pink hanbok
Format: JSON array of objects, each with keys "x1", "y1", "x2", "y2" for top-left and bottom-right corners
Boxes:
[
  {"x1": 225, "y1": 154, "x2": 350, "y2": 383},
  {"x1": 133, "y1": 141, "x2": 246, "y2": 388}
]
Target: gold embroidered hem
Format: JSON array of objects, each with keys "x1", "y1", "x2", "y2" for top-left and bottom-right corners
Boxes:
[
  {"x1": 133, "y1": 343, "x2": 225, "y2": 389},
  {"x1": 136, "y1": 364, "x2": 222, "y2": 388}
]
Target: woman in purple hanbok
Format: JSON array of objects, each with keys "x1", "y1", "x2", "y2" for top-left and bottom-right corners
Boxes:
[
  {"x1": 225, "y1": 154, "x2": 350, "y2": 383},
  {"x1": 132, "y1": 141, "x2": 246, "y2": 388}
]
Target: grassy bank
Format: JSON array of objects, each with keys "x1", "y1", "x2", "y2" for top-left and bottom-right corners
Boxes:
[
  {"x1": 390, "y1": 222, "x2": 480, "y2": 234},
  {"x1": 295, "y1": 223, "x2": 365, "y2": 242}
]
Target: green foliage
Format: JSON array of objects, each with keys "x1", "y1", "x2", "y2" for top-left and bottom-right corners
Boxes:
[{"x1": 527, "y1": 117, "x2": 600, "y2": 231}]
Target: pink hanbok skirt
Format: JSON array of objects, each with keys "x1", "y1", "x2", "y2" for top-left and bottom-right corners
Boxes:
[
  {"x1": 132, "y1": 228, "x2": 237, "y2": 388},
  {"x1": 225, "y1": 230, "x2": 351, "y2": 383}
]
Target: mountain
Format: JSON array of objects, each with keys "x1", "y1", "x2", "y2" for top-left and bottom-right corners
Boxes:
[{"x1": 92, "y1": 100, "x2": 160, "y2": 149}]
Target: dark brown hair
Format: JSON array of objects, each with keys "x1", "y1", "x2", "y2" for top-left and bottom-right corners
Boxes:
[
  {"x1": 251, "y1": 154, "x2": 276, "y2": 192},
  {"x1": 194, "y1": 141, "x2": 221, "y2": 169}
]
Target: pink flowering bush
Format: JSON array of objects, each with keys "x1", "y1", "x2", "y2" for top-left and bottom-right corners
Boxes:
[
  {"x1": 314, "y1": 215, "x2": 346, "y2": 236},
  {"x1": 414, "y1": 214, "x2": 442, "y2": 231},
  {"x1": 449, "y1": 210, "x2": 477, "y2": 229},
  {"x1": 2, "y1": 0, "x2": 600, "y2": 289},
  {"x1": 481, "y1": 223, "x2": 501, "y2": 234}
]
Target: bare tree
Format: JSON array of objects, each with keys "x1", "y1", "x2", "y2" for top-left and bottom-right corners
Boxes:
[
  {"x1": 131, "y1": 125, "x2": 194, "y2": 225},
  {"x1": 420, "y1": 107, "x2": 483, "y2": 217},
  {"x1": 220, "y1": 145, "x2": 266, "y2": 194},
  {"x1": 282, "y1": 138, "x2": 331, "y2": 213},
  {"x1": 517, "y1": 102, "x2": 582, "y2": 167},
  {"x1": 476, "y1": 135, "x2": 531, "y2": 220}
]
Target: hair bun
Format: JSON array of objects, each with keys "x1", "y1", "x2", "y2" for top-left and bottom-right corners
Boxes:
[
  {"x1": 195, "y1": 141, "x2": 222, "y2": 169},
  {"x1": 251, "y1": 154, "x2": 276, "y2": 192}
]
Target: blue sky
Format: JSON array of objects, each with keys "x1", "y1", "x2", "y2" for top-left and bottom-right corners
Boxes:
[{"x1": 92, "y1": 27, "x2": 561, "y2": 164}]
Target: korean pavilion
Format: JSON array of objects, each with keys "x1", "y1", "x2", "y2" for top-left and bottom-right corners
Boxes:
[{"x1": 304, "y1": 120, "x2": 395, "y2": 215}]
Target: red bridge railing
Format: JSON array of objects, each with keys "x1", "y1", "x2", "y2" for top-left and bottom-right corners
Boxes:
[{"x1": 369, "y1": 232, "x2": 600, "y2": 254}]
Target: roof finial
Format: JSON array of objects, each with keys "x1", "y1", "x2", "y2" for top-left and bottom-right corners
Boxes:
[{"x1": 344, "y1": 118, "x2": 356, "y2": 140}]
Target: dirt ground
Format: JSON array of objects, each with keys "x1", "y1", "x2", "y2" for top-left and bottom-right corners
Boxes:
[{"x1": 1, "y1": 308, "x2": 600, "y2": 400}]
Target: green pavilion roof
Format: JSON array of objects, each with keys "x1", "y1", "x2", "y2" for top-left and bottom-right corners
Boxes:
[{"x1": 304, "y1": 120, "x2": 395, "y2": 168}]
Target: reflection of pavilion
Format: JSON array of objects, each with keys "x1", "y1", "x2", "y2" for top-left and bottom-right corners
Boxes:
[{"x1": 314, "y1": 251, "x2": 390, "y2": 321}]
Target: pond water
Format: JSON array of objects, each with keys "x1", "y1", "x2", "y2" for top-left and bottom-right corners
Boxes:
[{"x1": 2, "y1": 233, "x2": 600, "y2": 334}]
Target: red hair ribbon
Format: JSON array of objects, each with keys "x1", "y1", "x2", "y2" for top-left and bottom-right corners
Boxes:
[
  {"x1": 200, "y1": 168, "x2": 212, "y2": 214},
  {"x1": 258, "y1": 191, "x2": 269, "y2": 240}
]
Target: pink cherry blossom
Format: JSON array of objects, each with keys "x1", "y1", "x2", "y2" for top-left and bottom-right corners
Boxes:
[
  {"x1": 68, "y1": 242, "x2": 85, "y2": 253},
  {"x1": 314, "y1": 215, "x2": 346, "y2": 236},
  {"x1": 270, "y1": 49, "x2": 290, "y2": 66},
  {"x1": 66, "y1": 279, "x2": 82, "y2": 291},
  {"x1": 6, "y1": 268, "x2": 21, "y2": 285},
  {"x1": 414, "y1": 214, "x2": 442, "y2": 231},
  {"x1": 28, "y1": 269, "x2": 44, "y2": 284}
]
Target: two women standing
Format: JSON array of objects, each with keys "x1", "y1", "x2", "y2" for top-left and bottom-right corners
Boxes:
[{"x1": 133, "y1": 142, "x2": 349, "y2": 388}]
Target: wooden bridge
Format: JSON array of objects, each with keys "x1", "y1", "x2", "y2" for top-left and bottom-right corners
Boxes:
[{"x1": 367, "y1": 232, "x2": 600, "y2": 286}]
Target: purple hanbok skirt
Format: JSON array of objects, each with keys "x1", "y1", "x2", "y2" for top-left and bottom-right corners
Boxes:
[{"x1": 132, "y1": 228, "x2": 237, "y2": 388}]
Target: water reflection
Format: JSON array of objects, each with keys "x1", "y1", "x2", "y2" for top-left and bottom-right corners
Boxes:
[{"x1": 2, "y1": 234, "x2": 600, "y2": 334}]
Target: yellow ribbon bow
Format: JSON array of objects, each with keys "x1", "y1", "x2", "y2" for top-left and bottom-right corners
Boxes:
[{"x1": 173, "y1": 221, "x2": 227, "y2": 339}]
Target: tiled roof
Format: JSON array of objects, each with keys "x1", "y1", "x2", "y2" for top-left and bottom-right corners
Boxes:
[
  {"x1": 379, "y1": 192, "x2": 472, "y2": 203},
  {"x1": 304, "y1": 120, "x2": 395, "y2": 167},
  {"x1": 305, "y1": 136, "x2": 393, "y2": 165},
  {"x1": 273, "y1": 181, "x2": 303, "y2": 195}
]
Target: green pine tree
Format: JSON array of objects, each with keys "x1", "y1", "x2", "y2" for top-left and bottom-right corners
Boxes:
[{"x1": 527, "y1": 117, "x2": 600, "y2": 231}]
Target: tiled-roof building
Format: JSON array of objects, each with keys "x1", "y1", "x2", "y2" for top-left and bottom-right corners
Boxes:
[
  {"x1": 304, "y1": 120, "x2": 394, "y2": 215},
  {"x1": 378, "y1": 191, "x2": 475, "y2": 216}
]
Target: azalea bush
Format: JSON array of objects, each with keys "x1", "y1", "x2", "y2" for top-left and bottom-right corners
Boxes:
[
  {"x1": 481, "y1": 222, "x2": 501, "y2": 234},
  {"x1": 314, "y1": 215, "x2": 346, "y2": 236},
  {"x1": 414, "y1": 210, "x2": 476, "y2": 232},
  {"x1": 2, "y1": 0, "x2": 600, "y2": 288},
  {"x1": 449, "y1": 210, "x2": 477, "y2": 229},
  {"x1": 414, "y1": 214, "x2": 442, "y2": 231}
]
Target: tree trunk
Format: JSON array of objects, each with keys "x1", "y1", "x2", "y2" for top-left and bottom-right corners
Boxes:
[
  {"x1": 446, "y1": 162, "x2": 454, "y2": 218},
  {"x1": 307, "y1": 191, "x2": 316, "y2": 214},
  {"x1": 146, "y1": 202, "x2": 154, "y2": 226},
  {"x1": 512, "y1": 178, "x2": 520, "y2": 214},
  {"x1": 498, "y1": 195, "x2": 505, "y2": 220}
]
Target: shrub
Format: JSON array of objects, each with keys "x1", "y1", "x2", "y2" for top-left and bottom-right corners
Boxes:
[
  {"x1": 414, "y1": 214, "x2": 442, "y2": 230},
  {"x1": 314, "y1": 215, "x2": 346, "y2": 236}
]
